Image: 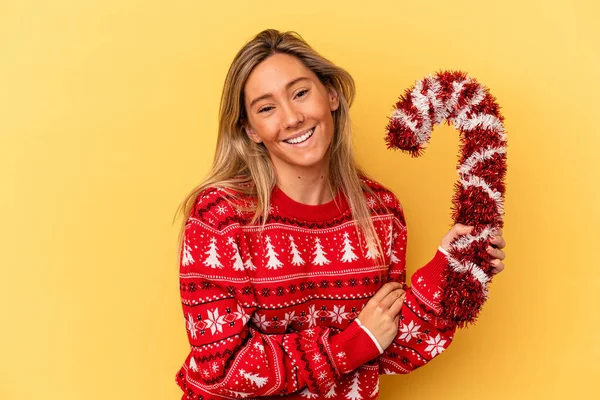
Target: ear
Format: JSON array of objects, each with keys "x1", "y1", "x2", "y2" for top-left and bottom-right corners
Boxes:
[
  {"x1": 244, "y1": 122, "x2": 262, "y2": 144},
  {"x1": 327, "y1": 85, "x2": 340, "y2": 112}
]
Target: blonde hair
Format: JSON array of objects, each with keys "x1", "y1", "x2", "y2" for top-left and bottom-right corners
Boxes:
[{"x1": 173, "y1": 29, "x2": 388, "y2": 271}]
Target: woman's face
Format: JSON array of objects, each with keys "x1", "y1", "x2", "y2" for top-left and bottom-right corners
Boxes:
[{"x1": 242, "y1": 53, "x2": 340, "y2": 177}]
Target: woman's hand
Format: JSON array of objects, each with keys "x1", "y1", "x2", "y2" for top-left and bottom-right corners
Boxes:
[
  {"x1": 486, "y1": 229, "x2": 506, "y2": 275},
  {"x1": 440, "y1": 224, "x2": 506, "y2": 275},
  {"x1": 356, "y1": 282, "x2": 406, "y2": 351}
]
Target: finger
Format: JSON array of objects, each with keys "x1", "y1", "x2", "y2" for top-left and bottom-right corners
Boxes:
[
  {"x1": 490, "y1": 235, "x2": 506, "y2": 249},
  {"x1": 455, "y1": 224, "x2": 475, "y2": 235},
  {"x1": 490, "y1": 259, "x2": 504, "y2": 273},
  {"x1": 388, "y1": 291, "x2": 406, "y2": 316},
  {"x1": 486, "y1": 246, "x2": 505, "y2": 260},
  {"x1": 371, "y1": 282, "x2": 403, "y2": 303},
  {"x1": 379, "y1": 288, "x2": 406, "y2": 310},
  {"x1": 491, "y1": 262, "x2": 505, "y2": 275}
]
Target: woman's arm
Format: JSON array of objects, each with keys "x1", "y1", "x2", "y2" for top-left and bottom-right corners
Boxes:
[
  {"x1": 375, "y1": 199, "x2": 458, "y2": 375},
  {"x1": 378, "y1": 248, "x2": 458, "y2": 374}
]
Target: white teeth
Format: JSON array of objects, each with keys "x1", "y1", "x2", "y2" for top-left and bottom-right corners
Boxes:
[{"x1": 284, "y1": 128, "x2": 314, "y2": 144}]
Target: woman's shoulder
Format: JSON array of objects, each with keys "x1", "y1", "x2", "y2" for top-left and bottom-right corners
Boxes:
[
  {"x1": 360, "y1": 176, "x2": 388, "y2": 191},
  {"x1": 359, "y1": 176, "x2": 400, "y2": 202},
  {"x1": 190, "y1": 183, "x2": 254, "y2": 230},
  {"x1": 359, "y1": 176, "x2": 405, "y2": 221},
  {"x1": 193, "y1": 186, "x2": 238, "y2": 208}
]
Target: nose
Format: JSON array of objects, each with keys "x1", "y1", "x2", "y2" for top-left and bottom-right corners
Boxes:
[{"x1": 281, "y1": 101, "x2": 304, "y2": 130}]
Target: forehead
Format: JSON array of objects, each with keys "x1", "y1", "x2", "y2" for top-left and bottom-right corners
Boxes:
[{"x1": 244, "y1": 53, "x2": 317, "y2": 101}]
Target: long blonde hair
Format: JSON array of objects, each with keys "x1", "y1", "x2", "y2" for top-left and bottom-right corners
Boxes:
[{"x1": 173, "y1": 29, "x2": 387, "y2": 270}]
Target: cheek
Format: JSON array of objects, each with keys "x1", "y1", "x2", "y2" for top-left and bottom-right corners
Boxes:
[
  {"x1": 252, "y1": 120, "x2": 279, "y2": 142},
  {"x1": 319, "y1": 102, "x2": 336, "y2": 126},
  {"x1": 320, "y1": 109, "x2": 336, "y2": 136}
]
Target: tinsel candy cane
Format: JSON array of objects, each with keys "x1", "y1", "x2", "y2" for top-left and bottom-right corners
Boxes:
[{"x1": 385, "y1": 70, "x2": 507, "y2": 327}]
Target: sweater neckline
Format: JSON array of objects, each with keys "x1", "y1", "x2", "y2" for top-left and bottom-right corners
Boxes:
[{"x1": 271, "y1": 185, "x2": 349, "y2": 222}]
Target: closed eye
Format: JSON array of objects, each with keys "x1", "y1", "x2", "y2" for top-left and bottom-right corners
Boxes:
[
  {"x1": 258, "y1": 106, "x2": 273, "y2": 113},
  {"x1": 257, "y1": 89, "x2": 309, "y2": 113}
]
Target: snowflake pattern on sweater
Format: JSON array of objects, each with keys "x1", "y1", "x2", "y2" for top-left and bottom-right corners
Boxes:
[{"x1": 175, "y1": 178, "x2": 457, "y2": 400}]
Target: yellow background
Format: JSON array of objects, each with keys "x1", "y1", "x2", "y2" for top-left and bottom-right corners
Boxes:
[{"x1": 2, "y1": 0, "x2": 598, "y2": 399}]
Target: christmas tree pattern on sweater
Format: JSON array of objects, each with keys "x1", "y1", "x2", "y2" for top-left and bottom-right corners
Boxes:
[{"x1": 176, "y1": 178, "x2": 457, "y2": 399}]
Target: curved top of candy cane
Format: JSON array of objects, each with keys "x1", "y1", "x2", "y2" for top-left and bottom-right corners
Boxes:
[
  {"x1": 385, "y1": 70, "x2": 507, "y2": 219},
  {"x1": 385, "y1": 70, "x2": 507, "y2": 158}
]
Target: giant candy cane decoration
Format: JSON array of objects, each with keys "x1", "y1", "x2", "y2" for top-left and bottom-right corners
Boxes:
[{"x1": 385, "y1": 70, "x2": 507, "y2": 327}]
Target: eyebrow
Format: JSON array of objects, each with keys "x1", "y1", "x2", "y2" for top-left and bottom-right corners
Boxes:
[{"x1": 249, "y1": 76, "x2": 311, "y2": 109}]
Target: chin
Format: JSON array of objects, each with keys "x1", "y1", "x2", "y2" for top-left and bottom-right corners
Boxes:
[{"x1": 295, "y1": 157, "x2": 329, "y2": 169}]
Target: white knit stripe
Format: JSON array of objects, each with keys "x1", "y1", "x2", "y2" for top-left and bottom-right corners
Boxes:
[
  {"x1": 460, "y1": 175, "x2": 505, "y2": 216},
  {"x1": 198, "y1": 329, "x2": 256, "y2": 390},
  {"x1": 410, "y1": 79, "x2": 433, "y2": 144},
  {"x1": 183, "y1": 263, "x2": 387, "y2": 284},
  {"x1": 450, "y1": 83, "x2": 487, "y2": 131},
  {"x1": 264, "y1": 335, "x2": 286, "y2": 395},
  {"x1": 450, "y1": 225, "x2": 497, "y2": 251},
  {"x1": 380, "y1": 358, "x2": 412, "y2": 374},
  {"x1": 411, "y1": 284, "x2": 441, "y2": 313},
  {"x1": 182, "y1": 365, "x2": 248, "y2": 400},
  {"x1": 458, "y1": 145, "x2": 507, "y2": 177}
]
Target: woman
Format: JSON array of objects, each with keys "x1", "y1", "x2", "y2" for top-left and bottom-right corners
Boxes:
[{"x1": 174, "y1": 29, "x2": 506, "y2": 399}]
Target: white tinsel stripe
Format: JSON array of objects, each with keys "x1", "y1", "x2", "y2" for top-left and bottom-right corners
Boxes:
[
  {"x1": 460, "y1": 175, "x2": 505, "y2": 216},
  {"x1": 450, "y1": 225, "x2": 497, "y2": 251},
  {"x1": 426, "y1": 75, "x2": 445, "y2": 125},
  {"x1": 446, "y1": 255, "x2": 490, "y2": 297},
  {"x1": 442, "y1": 79, "x2": 467, "y2": 121},
  {"x1": 455, "y1": 113, "x2": 508, "y2": 141},
  {"x1": 410, "y1": 79, "x2": 433, "y2": 144},
  {"x1": 450, "y1": 84, "x2": 487, "y2": 129},
  {"x1": 458, "y1": 146, "x2": 507, "y2": 177},
  {"x1": 390, "y1": 108, "x2": 419, "y2": 136}
]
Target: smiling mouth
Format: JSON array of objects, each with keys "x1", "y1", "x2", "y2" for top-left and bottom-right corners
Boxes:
[{"x1": 283, "y1": 127, "x2": 315, "y2": 145}]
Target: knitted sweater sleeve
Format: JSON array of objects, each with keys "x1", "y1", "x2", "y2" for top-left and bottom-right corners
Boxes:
[
  {"x1": 376, "y1": 200, "x2": 458, "y2": 375},
  {"x1": 175, "y1": 190, "x2": 381, "y2": 397}
]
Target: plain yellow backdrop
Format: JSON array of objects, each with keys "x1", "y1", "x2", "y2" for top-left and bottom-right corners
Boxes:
[{"x1": 1, "y1": 0, "x2": 598, "y2": 399}]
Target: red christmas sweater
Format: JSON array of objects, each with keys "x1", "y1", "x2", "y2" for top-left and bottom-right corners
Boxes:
[{"x1": 175, "y1": 178, "x2": 458, "y2": 399}]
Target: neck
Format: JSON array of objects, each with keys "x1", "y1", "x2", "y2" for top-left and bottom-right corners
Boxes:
[{"x1": 272, "y1": 160, "x2": 334, "y2": 205}]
